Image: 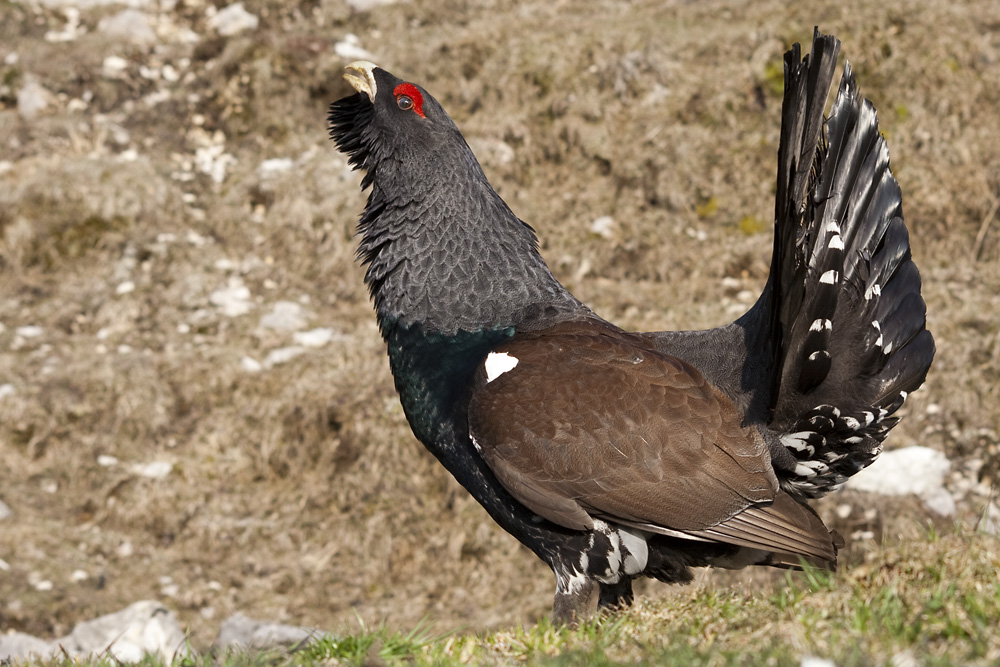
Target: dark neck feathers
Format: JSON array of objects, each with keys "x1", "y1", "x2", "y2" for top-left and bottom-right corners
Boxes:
[{"x1": 358, "y1": 136, "x2": 585, "y2": 338}]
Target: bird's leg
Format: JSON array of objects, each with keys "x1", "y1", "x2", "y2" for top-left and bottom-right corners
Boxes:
[
  {"x1": 597, "y1": 578, "x2": 634, "y2": 611},
  {"x1": 551, "y1": 567, "x2": 598, "y2": 625}
]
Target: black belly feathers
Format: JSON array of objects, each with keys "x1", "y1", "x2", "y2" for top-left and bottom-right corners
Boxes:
[{"x1": 328, "y1": 29, "x2": 934, "y2": 621}]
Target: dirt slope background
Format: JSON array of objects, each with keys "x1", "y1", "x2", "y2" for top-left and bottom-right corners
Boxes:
[{"x1": 2, "y1": 0, "x2": 999, "y2": 646}]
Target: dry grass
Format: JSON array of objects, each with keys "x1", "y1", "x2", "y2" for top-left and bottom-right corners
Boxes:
[{"x1": 1, "y1": 0, "x2": 999, "y2": 652}]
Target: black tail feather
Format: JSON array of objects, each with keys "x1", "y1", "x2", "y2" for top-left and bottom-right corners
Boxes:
[{"x1": 765, "y1": 30, "x2": 935, "y2": 499}]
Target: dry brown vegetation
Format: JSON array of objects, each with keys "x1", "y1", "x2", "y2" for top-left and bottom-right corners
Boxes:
[{"x1": 1, "y1": 0, "x2": 999, "y2": 649}]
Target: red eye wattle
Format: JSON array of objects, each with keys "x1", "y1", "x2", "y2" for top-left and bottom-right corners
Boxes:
[{"x1": 393, "y1": 83, "x2": 425, "y2": 118}]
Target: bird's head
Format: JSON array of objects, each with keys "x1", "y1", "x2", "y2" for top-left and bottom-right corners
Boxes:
[{"x1": 328, "y1": 61, "x2": 468, "y2": 190}]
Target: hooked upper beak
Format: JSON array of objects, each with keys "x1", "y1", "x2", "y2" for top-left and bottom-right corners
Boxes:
[{"x1": 344, "y1": 61, "x2": 378, "y2": 103}]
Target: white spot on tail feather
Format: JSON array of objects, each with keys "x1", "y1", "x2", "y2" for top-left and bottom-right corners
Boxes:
[
  {"x1": 843, "y1": 416, "x2": 861, "y2": 430},
  {"x1": 485, "y1": 351, "x2": 519, "y2": 382},
  {"x1": 781, "y1": 432, "x2": 818, "y2": 454},
  {"x1": 819, "y1": 270, "x2": 839, "y2": 285},
  {"x1": 795, "y1": 460, "x2": 830, "y2": 477},
  {"x1": 865, "y1": 283, "x2": 882, "y2": 301},
  {"x1": 618, "y1": 526, "x2": 649, "y2": 575},
  {"x1": 828, "y1": 234, "x2": 845, "y2": 250},
  {"x1": 810, "y1": 318, "x2": 833, "y2": 332}
]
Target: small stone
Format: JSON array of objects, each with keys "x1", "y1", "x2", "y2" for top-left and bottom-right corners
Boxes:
[
  {"x1": 801, "y1": 657, "x2": 837, "y2": 667},
  {"x1": 976, "y1": 503, "x2": 1000, "y2": 535},
  {"x1": 102, "y1": 56, "x2": 129, "y2": 78},
  {"x1": 589, "y1": 216, "x2": 615, "y2": 239},
  {"x1": 241, "y1": 356, "x2": 263, "y2": 373},
  {"x1": 35, "y1": 580, "x2": 54, "y2": 592},
  {"x1": 97, "y1": 455, "x2": 119, "y2": 467},
  {"x1": 130, "y1": 461, "x2": 173, "y2": 480},
  {"x1": 0, "y1": 499, "x2": 12, "y2": 521},
  {"x1": 59, "y1": 600, "x2": 186, "y2": 662},
  {"x1": 15, "y1": 325, "x2": 43, "y2": 338},
  {"x1": 210, "y1": 280, "x2": 253, "y2": 317},
  {"x1": 847, "y1": 446, "x2": 950, "y2": 496},
  {"x1": 334, "y1": 34, "x2": 376, "y2": 61},
  {"x1": 208, "y1": 2, "x2": 259, "y2": 36},
  {"x1": 17, "y1": 76, "x2": 54, "y2": 119},
  {"x1": 258, "y1": 301, "x2": 309, "y2": 332},
  {"x1": 345, "y1": 0, "x2": 399, "y2": 11},
  {"x1": 263, "y1": 346, "x2": 306, "y2": 367},
  {"x1": 921, "y1": 487, "x2": 956, "y2": 517},
  {"x1": 116, "y1": 281, "x2": 135, "y2": 295},
  {"x1": 117, "y1": 541, "x2": 134, "y2": 557},
  {"x1": 214, "y1": 613, "x2": 315, "y2": 650},
  {"x1": 0, "y1": 384, "x2": 14, "y2": 401},
  {"x1": 98, "y1": 9, "x2": 156, "y2": 46},
  {"x1": 71, "y1": 570, "x2": 89, "y2": 583},
  {"x1": 293, "y1": 328, "x2": 338, "y2": 348},
  {"x1": 43, "y1": 7, "x2": 81, "y2": 43},
  {"x1": 258, "y1": 158, "x2": 294, "y2": 177},
  {"x1": 0, "y1": 632, "x2": 55, "y2": 661}
]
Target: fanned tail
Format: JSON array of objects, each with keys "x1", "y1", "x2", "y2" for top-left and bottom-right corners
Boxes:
[{"x1": 766, "y1": 30, "x2": 935, "y2": 499}]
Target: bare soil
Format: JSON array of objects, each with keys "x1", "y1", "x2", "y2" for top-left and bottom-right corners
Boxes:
[{"x1": 2, "y1": 0, "x2": 999, "y2": 647}]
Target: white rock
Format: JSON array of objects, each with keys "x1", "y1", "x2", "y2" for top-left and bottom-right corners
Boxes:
[
  {"x1": 0, "y1": 633, "x2": 56, "y2": 661},
  {"x1": 0, "y1": 384, "x2": 14, "y2": 401},
  {"x1": 847, "y1": 446, "x2": 950, "y2": 496},
  {"x1": 97, "y1": 454, "x2": 119, "y2": 467},
  {"x1": 102, "y1": 55, "x2": 129, "y2": 78},
  {"x1": 976, "y1": 502, "x2": 1000, "y2": 535},
  {"x1": 921, "y1": 487, "x2": 956, "y2": 517},
  {"x1": 258, "y1": 301, "x2": 309, "y2": 331},
  {"x1": 241, "y1": 356, "x2": 263, "y2": 373},
  {"x1": 293, "y1": 327, "x2": 338, "y2": 348},
  {"x1": 16, "y1": 325, "x2": 43, "y2": 338},
  {"x1": 214, "y1": 613, "x2": 315, "y2": 649},
  {"x1": 59, "y1": 600, "x2": 186, "y2": 662},
  {"x1": 17, "y1": 76, "x2": 54, "y2": 119},
  {"x1": 263, "y1": 346, "x2": 306, "y2": 367},
  {"x1": 117, "y1": 541, "x2": 134, "y2": 557},
  {"x1": 44, "y1": 7, "x2": 82, "y2": 42},
  {"x1": 334, "y1": 34, "x2": 376, "y2": 61},
  {"x1": 71, "y1": 570, "x2": 89, "y2": 583},
  {"x1": 590, "y1": 215, "x2": 615, "y2": 239},
  {"x1": 98, "y1": 9, "x2": 156, "y2": 45},
  {"x1": 116, "y1": 280, "x2": 135, "y2": 294},
  {"x1": 130, "y1": 461, "x2": 173, "y2": 479},
  {"x1": 0, "y1": 498, "x2": 12, "y2": 521},
  {"x1": 345, "y1": 0, "x2": 401, "y2": 10},
  {"x1": 847, "y1": 446, "x2": 954, "y2": 515},
  {"x1": 208, "y1": 2, "x2": 259, "y2": 36},
  {"x1": 195, "y1": 143, "x2": 237, "y2": 183},
  {"x1": 210, "y1": 280, "x2": 253, "y2": 317},
  {"x1": 258, "y1": 157, "x2": 294, "y2": 177},
  {"x1": 801, "y1": 657, "x2": 837, "y2": 667}
]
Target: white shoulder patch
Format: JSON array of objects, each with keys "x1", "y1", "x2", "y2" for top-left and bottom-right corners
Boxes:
[{"x1": 484, "y1": 351, "x2": 519, "y2": 383}]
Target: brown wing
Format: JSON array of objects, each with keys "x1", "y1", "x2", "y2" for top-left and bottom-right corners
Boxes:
[{"x1": 468, "y1": 320, "x2": 836, "y2": 562}]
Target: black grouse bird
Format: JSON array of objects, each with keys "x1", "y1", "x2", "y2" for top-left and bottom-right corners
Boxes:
[{"x1": 328, "y1": 30, "x2": 935, "y2": 622}]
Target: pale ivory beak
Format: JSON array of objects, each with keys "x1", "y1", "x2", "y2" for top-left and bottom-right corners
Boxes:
[{"x1": 344, "y1": 61, "x2": 378, "y2": 103}]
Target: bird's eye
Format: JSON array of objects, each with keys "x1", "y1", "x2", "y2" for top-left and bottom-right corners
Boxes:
[{"x1": 397, "y1": 95, "x2": 413, "y2": 111}]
